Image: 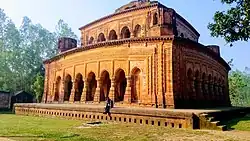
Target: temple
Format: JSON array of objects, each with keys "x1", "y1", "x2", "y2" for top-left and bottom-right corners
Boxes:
[{"x1": 42, "y1": 0, "x2": 231, "y2": 109}]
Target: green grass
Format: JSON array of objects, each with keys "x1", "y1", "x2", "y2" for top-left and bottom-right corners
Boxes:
[
  {"x1": 0, "y1": 112, "x2": 250, "y2": 141},
  {"x1": 223, "y1": 114, "x2": 250, "y2": 131}
]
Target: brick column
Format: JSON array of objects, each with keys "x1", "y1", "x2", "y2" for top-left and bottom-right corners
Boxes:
[
  {"x1": 124, "y1": 76, "x2": 132, "y2": 104},
  {"x1": 69, "y1": 81, "x2": 76, "y2": 103},
  {"x1": 94, "y1": 78, "x2": 101, "y2": 103},
  {"x1": 80, "y1": 78, "x2": 88, "y2": 103},
  {"x1": 109, "y1": 77, "x2": 115, "y2": 102},
  {"x1": 52, "y1": 81, "x2": 56, "y2": 102},
  {"x1": 59, "y1": 80, "x2": 65, "y2": 103}
]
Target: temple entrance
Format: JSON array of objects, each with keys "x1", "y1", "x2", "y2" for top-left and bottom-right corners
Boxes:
[
  {"x1": 54, "y1": 76, "x2": 61, "y2": 102},
  {"x1": 74, "y1": 73, "x2": 84, "y2": 102},
  {"x1": 131, "y1": 67, "x2": 141, "y2": 103},
  {"x1": 114, "y1": 69, "x2": 127, "y2": 102},
  {"x1": 64, "y1": 75, "x2": 72, "y2": 101},
  {"x1": 100, "y1": 70, "x2": 111, "y2": 101},
  {"x1": 86, "y1": 72, "x2": 97, "y2": 101}
]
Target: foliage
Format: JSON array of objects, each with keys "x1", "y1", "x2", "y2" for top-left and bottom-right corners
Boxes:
[
  {"x1": 0, "y1": 8, "x2": 78, "y2": 101},
  {"x1": 229, "y1": 68, "x2": 250, "y2": 106},
  {"x1": 31, "y1": 73, "x2": 44, "y2": 103},
  {"x1": 208, "y1": 0, "x2": 250, "y2": 46}
]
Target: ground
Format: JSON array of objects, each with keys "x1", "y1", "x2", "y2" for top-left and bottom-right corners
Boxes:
[{"x1": 0, "y1": 112, "x2": 250, "y2": 141}]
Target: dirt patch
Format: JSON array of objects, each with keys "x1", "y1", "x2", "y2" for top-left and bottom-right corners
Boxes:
[{"x1": 0, "y1": 137, "x2": 15, "y2": 141}]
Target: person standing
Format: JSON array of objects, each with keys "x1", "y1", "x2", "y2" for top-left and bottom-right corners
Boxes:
[{"x1": 103, "y1": 97, "x2": 113, "y2": 117}]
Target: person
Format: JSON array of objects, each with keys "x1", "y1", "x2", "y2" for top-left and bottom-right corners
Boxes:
[{"x1": 103, "y1": 97, "x2": 113, "y2": 117}]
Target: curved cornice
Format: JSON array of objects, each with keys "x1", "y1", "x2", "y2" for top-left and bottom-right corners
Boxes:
[
  {"x1": 173, "y1": 37, "x2": 231, "y2": 71},
  {"x1": 43, "y1": 36, "x2": 174, "y2": 64}
]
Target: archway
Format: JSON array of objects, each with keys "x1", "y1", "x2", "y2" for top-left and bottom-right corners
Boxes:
[
  {"x1": 153, "y1": 13, "x2": 158, "y2": 25},
  {"x1": 109, "y1": 30, "x2": 118, "y2": 40},
  {"x1": 54, "y1": 76, "x2": 61, "y2": 102},
  {"x1": 131, "y1": 67, "x2": 141, "y2": 103},
  {"x1": 64, "y1": 75, "x2": 72, "y2": 101},
  {"x1": 208, "y1": 74, "x2": 212, "y2": 95},
  {"x1": 86, "y1": 72, "x2": 97, "y2": 101},
  {"x1": 97, "y1": 33, "x2": 106, "y2": 42},
  {"x1": 194, "y1": 70, "x2": 200, "y2": 96},
  {"x1": 134, "y1": 25, "x2": 142, "y2": 38},
  {"x1": 100, "y1": 70, "x2": 111, "y2": 101},
  {"x1": 121, "y1": 26, "x2": 131, "y2": 39},
  {"x1": 115, "y1": 69, "x2": 127, "y2": 102},
  {"x1": 88, "y1": 37, "x2": 94, "y2": 44},
  {"x1": 201, "y1": 73, "x2": 206, "y2": 95},
  {"x1": 74, "y1": 73, "x2": 84, "y2": 102},
  {"x1": 187, "y1": 69, "x2": 193, "y2": 94},
  {"x1": 213, "y1": 77, "x2": 217, "y2": 95}
]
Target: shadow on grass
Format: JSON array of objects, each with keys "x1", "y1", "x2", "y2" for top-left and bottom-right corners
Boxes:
[
  {"x1": 222, "y1": 114, "x2": 250, "y2": 130},
  {"x1": 0, "y1": 110, "x2": 14, "y2": 114}
]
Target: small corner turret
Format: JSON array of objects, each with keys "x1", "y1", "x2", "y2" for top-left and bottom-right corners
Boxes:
[{"x1": 58, "y1": 37, "x2": 77, "y2": 53}]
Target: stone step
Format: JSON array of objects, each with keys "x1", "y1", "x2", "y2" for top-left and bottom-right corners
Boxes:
[
  {"x1": 217, "y1": 125, "x2": 227, "y2": 131},
  {"x1": 211, "y1": 121, "x2": 220, "y2": 126}
]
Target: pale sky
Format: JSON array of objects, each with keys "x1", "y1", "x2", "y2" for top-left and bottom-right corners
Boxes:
[{"x1": 0, "y1": 0, "x2": 249, "y2": 71}]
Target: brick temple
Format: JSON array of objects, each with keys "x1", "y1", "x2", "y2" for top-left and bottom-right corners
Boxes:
[
  {"x1": 15, "y1": 0, "x2": 240, "y2": 131},
  {"x1": 42, "y1": 0, "x2": 231, "y2": 109}
]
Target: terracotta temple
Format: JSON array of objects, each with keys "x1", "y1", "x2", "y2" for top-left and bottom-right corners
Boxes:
[{"x1": 42, "y1": 0, "x2": 231, "y2": 109}]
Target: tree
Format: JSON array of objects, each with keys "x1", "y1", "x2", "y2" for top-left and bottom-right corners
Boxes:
[
  {"x1": 229, "y1": 69, "x2": 250, "y2": 106},
  {"x1": 0, "y1": 8, "x2": 78, "y2": 102},
  {"x1": 208, "y1": 0, "x2": 250, "y2": 46},
  {"x1": 31, "y1": 72, "x2": 44, "y2": 102}
]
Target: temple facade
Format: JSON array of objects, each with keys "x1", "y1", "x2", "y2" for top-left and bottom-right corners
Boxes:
[{"x1": 42, "y1": 0, "x2": 231, "y2": 109}]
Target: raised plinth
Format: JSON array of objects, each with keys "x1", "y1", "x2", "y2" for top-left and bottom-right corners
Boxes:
[{"x1": 14, "y1": 103, "x2": 250, "y2": 131}]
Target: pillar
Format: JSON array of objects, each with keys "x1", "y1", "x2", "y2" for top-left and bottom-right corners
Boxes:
[
  {"x1": 124, "y1": 76, "x2": 132, "y2": 104},
  {"x1": 69, "y1": 81, "x2": 76, "y2": 103},
  {"x1": 94, "y1": 78, "x2": 101, "y2": 103},
  {"x1": 59, "y1": 80, "x2": 65, "y2": 103},
  {"x1": 80, "y1": 78, "x2": 88, "y2": 103},
  {"x1": 109, "y1": 77, "x2": 115, "y2": 102}
]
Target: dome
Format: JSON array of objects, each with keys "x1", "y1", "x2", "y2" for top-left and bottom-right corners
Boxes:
[{"x1": 115, "y1": 0, "x2": 157, "y2": 13}]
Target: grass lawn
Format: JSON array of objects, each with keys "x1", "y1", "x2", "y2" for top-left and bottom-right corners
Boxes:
[{"x1": 0, "y1": 112, "x2": 250, "y2": 141}]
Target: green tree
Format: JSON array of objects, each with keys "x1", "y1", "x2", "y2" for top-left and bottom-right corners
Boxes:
[
  {"x1": 208, "y1": 0, "x2": 250, "y2": 45},
  {"x1": 229, "y1": 69, "x2": 250, "y2": 106},
  {"x1": 0, "y1": 8, "x2": 78, "y2": 102},
  {"x1": 31, "y1": 72, "x2": 44, "y2": 102}
]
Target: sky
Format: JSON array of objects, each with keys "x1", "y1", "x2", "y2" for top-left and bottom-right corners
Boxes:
[{"x1": 0, "y1": 0, "x2": 249, "y2": 71}]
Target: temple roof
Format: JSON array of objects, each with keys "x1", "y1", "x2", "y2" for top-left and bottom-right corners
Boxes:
[{"x1": 115, "y1": 0, "x2": 157, "y2": 13}]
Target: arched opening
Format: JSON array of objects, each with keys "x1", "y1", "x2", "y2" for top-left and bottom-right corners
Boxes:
[
  {"x1": 109, "y1": 30, "x2": 118, "y2": 40},
  {"x1": 88, "y1": 37, "x2": 94, "y2": 44},
  {"x1": 187, "y1": 69, "x2": 193, "y2": 94},
  {"x1": 114, "y1": 69, "x2": 127, "y2": 102},
  {"x1": 218, "y1": 78, "x2": 221, "y2": 96},
  {"x1": 54, "y1": 76, "x2": 61, "y2": 101},
  {"x1": 153, "y1": 13, "x2": 158, "y2": 25},
  {"x1": 131, "y1": 67, "x2": 141, "y2": 103},
  {"x1": 194, "y1": 70, "x2": 200, "y2": 96},
  {"x1": 100, "y1": 70, "x2": 111, "y2": 101},
  {"x1": 121, "y1": 26, "x2": 131, "y2": 39},
  {"x1": 64, "y1": 75, "x2": 72, "y2": 101},
  {"x1": 134, "y1": 25, "x2": 142, "y2": 38},
  {"x1": 221, "y1": 80, "x2": 225, "y2": 96},
  {"x1": 97, "y1": 33, "x2": 106, "y2": 42},
  {"x1": 208, "y1": 74, "x2": 212, "y2": 95},
  {"x1": 86, "y1": 72, "x2": 97, "y2": 101},
  {"x1": 213, "y1": 77, "x2": 217, "y2": 95},
  {"x1": 201, "y1": 73, "x2": 206, "y2": 95},
  {"x1": 74, "y1": 73, "x2": 84, "y2": 102},
  {"x1": 164, "y1": 11, "x2": 171, "y2": 24}
]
